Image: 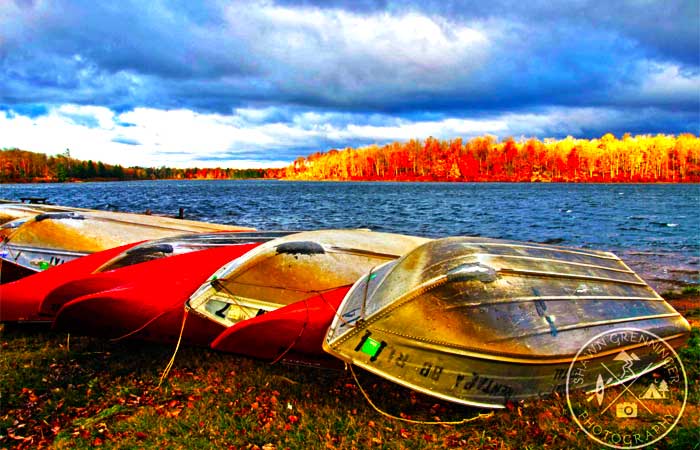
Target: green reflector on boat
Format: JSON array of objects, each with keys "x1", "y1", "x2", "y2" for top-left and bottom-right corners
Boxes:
[
  {"x1": 360, "y1": 337, "x2": 382, "y2": 357},
  {"x1": 38, "y1": 261, "x2": 50, "y2": 270}
]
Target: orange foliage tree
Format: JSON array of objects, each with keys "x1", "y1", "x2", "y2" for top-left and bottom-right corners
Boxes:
[{"x1": 273, "y1": 134, "x2": 700, "y2": 183}]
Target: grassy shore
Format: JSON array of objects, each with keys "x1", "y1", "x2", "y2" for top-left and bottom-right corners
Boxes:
[{"x1": 1, "y1": 292, "x2": 698, "y2": 449}]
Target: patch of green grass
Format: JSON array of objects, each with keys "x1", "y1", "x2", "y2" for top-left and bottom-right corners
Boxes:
[
  {"x1": 666, "y1": 426, "x2": 700, "y2": 450},
  {"x1": 677, "y1": 327, "x2": 700, "y2": 404},
  {"x1": 663, "y1": 284, "x2": 700, "y2": 300},
  {"x1": 682, "y1": 285, "x2": 700, "y2": 296},
  {"x1": 1, "y1": 325, "x2": 698, "y2": 449}
]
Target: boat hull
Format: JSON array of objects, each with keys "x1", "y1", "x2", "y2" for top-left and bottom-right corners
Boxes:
[
  {"x1": 0, "y1": 242, "x2": 138, "y2": 322},
  {"x1": 187, "y1": 230, "x2": 431, "y2": 359},
  {"x1": 324, "y1": 237, "x2": 692, "y2": 408},
  {"x1": 210, "y1": 287, "x2": 351, "y2": 360},
  {"x1": 328, "y1": 324, "x2": 688, "y2": 408}
]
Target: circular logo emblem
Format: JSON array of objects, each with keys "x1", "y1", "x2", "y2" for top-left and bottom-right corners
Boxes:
[{"x1": 566, "y1": 327, "x2": 687, "y2": 449}]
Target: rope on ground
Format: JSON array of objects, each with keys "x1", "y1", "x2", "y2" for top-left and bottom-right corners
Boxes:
[
  {"x1": 157, "y1": 309, "x2": 189, "y2": 388},
  {"x1": 348, "y1": 363, "x2": 494, "y2": 425}
]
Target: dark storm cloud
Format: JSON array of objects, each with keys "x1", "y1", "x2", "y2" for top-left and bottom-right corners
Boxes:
[
  {"x1": 385, "y1": 0, "x2": 700, "y2": 67},
  {"x1": 274, "y1": 0, "x2": 699, "y2": 67},
  {"x1": 0, "y1": 0, "x2": 256, "y2": 111},
  {"x1": 593, "y1": 109, "x2": 699, "y2": 137},
  {"x1": 2, "y1": 0, "x2": 696, "y2": 117}
]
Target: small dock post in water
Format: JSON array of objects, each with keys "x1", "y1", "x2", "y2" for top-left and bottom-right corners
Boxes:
[{"x1": 142, "y1": 207, "x2": 184, "y2": 218}]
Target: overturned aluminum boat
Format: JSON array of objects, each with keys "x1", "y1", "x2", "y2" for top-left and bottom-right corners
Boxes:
[
  {"x1": 0, "y1": 201, "x2": 82, "y2": 225},
  {"x1": 324, "y1": 237, "x2": 691, "y2": 408},
  {"x1": 186, "y1": 229, "x2": 430, "y2": 360},
  {"x1": 0, "y1": 208, "x2": 253, "y2": 282}
]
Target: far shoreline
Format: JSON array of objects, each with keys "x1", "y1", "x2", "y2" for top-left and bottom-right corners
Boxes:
[{"x1": 2, "y1": 177, "x2": 700, "y2": 185}]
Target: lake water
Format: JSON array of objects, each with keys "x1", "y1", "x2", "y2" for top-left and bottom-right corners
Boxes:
[{"x1": 2, "y1": 180, "x2": 698, "y2": 289}]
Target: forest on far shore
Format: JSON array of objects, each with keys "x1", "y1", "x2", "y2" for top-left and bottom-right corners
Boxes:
[
  {"x1": 266, "y1": 133, "x2": 700, "y2": 183},
  {"x1": 0, "y1": 148, "x2": 265, "y2": 183},
  {"x1": 2, "y1": 133, "x2": 699, "y2": 183}
]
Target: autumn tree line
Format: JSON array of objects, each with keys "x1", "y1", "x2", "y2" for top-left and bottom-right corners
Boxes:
[
  {"x1": 266, "y1": 133, "x2": 700, "y2": 182},
  {"x1": 0, "y1": 148, "x2": 265, "y2": 183},
  {"x1": 2, "y1": 133, "x2": 699, "y2": 184}
]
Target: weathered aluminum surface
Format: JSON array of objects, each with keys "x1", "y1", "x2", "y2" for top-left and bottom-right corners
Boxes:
[
  {"x1": 187, "y1": 230, "x2": 430, "y2": 328},
  {"x1": 324, "y1": 237, "x2": 691, "y2": 408},
  {"x1": 0, "y1": 209, "x2": 253, "y2": 272},
  {"x1": 0, "y1": 202, "x2": 78, "y2": 225}
]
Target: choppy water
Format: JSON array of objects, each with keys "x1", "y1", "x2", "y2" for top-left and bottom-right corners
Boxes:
[{"x1": 2, "y1": 180, "x2": 698, "y2": 290}]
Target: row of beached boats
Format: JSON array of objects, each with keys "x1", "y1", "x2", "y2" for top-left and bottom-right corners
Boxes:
[{"x1": 0, "y1": 199, "x2": 690, "y2": 408}]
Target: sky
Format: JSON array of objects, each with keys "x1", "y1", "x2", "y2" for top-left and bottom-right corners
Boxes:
[{"x1": 0, "y1": 0, "x2": 698, "y2": 168}]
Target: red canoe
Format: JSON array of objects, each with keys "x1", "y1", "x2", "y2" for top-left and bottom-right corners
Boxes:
[
  {"x1": 46, "y1": 243, "x2": 261, "y2": 346},
  {"x1": 0, "y1": 242, "x2": 139, "y2": 322}
]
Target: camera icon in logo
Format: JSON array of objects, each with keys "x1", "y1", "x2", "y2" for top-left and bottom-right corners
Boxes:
[{"x1": 616, "y1": 402, "x2": 638, "y2": 418}]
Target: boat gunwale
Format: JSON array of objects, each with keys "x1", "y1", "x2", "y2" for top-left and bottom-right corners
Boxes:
[
  {"x1": 0, "y1": 244, "x2": 91, "y2": 258},
  {"x1": 325, "y1": 343, "x2": 678, "y2": 409},
  {"x1": 326, "y1": 328, "x2": 689, "y2": 365}
]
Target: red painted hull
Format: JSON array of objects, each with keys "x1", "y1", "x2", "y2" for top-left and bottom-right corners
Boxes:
[
  {"x1": 0, "y1": 242, "x2": 139, "y2": 322},
  {"x1": 48, "y1": 243, "x2": 260, "y2": 345},
  {"x1": 210, "y1": 286, "x2": 350, "y2": 359}
]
